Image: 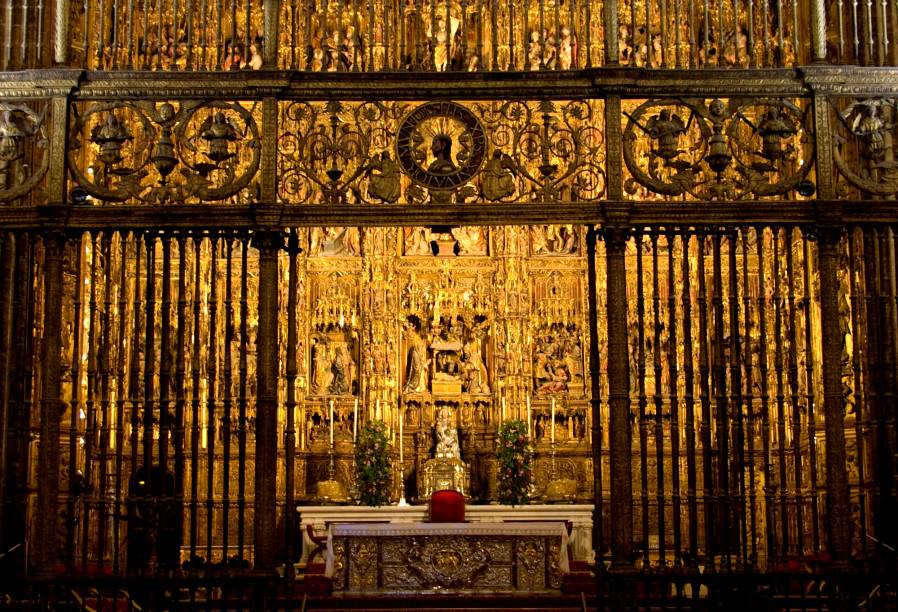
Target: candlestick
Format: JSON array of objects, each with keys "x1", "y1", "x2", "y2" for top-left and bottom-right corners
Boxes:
[
  {"x1": 376, "y1": 398, "x2": 380, "y2": 421},
  {"x1": 399, "y1": 405, "x2": 404, "y2": 464},
  {"x1": 329, "y1": 399, "x2": 335, "y2": 446},
  {"x1": 353, "y1": 398, "x2": 358, "y2": 441},
  {"x1": 549, "y1": 397, "x2": 555, "y2": 444},
  {"x1": 502, "y1": 397, "x2": 506, "y2": 422}
]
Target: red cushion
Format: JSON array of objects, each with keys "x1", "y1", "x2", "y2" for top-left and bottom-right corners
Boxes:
[{"x1": 429, "y1": 489, "x2": 466, "y2": 522}]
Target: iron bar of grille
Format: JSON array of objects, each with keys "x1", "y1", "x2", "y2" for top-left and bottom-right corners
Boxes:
[
  {"x1": 849, "y1": 228, "x2": 869, "y2": 558},
  {"x1": 881, "y1": 228, "x2": 898, "y2": 553},
  {"x1": 802, "y1": 234, "x2": 821, "y2": 555},
  {"x1": 143, "y1": 235, "x2": 157, "y2": 534},
  {"x1": 284, "y1": 229, "x2": 298, "y2": 565},
  {"x1": 742, "y1": 229, "x2": 758, "y2": 566},
  {"x1": 587, "y1": 227, "x2": 604, "y2": 562},
  {"x1": 0, "y1": 235, "x2": 15, "y2": 559},
  {"x1": 205, "y1": 236, "x2": 218, "y2": 563},
  {"x1": 864, "y1": 228, "x2": 886, "y2": 555},
  {"x1": 696, "y1": 229, "x2": 714, "y2": 565},
  {"x1": 189, "y1": 236, "x2": 202, "y2": 557},
  {"x1": 81, "y1": 234, "x2": 99, "y2": 570},
  {"x1": 681, "y1": 231, "x2": 698, "y2": 563},
  {"x1": 127, "y1": 234, "x2": 142, "y2": 571},
  {"x1": 97, "y1": 0, "x2": 106, "y2": 67},
  {"x1": 773, "y1": 228, "x2": 790, "y2": 564},
  {"x1": 635, "y1": 228, "x2": 650, "y2": 565},
  {"x1": 97, "y1": 233, "x2": 114, "y2": 569},
  {"x1": 65, "y1": 236, "x2": 84, "y2": 568},
  {"x1": 667, "y1": 229, "x2": 682, "y2": 565},
  {"x1": 756, "y1": 227, "x2": 775, "y2": 564},
  {"x1": 785, "y1": 228, "x2": 803, "y2": 559},
  {"x1": 711, "y1": 232, "x2": 731, "y2": 568},
  {"x1": 221, "y1": 237, "x2": 234, "y2": 560},
  {"x1": 727, "y1": 231, "x2": 747, "y2": 568},
  {"x1": 238, "y1": 236, "x2": 249, "y2": 559},
  {"x1": 174, "y1": 237, "x2": 188, "y2": 553},
  {"x1": 651, "y1": 231, "x2": 666, "y2": 564},
  {"x1": 159, "y1": 236, "x2": 173, "y2": 525}
]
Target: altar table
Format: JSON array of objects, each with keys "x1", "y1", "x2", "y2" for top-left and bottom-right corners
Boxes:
[{"x1": 326, "y1": 521, "x2": 569, "y2": 593}]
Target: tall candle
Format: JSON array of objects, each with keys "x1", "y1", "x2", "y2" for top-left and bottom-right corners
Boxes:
[
  {"x1": 549, "y1": 397, "x2": 555, "y2": 444},
  {"x1": 329, "y1": 399, "x2": 335, "y2": 446},
  {"x1": 376, "y1": 398, "x2": 380, "y2": 421},
  {"x1": 353, "y1": 398, "x2": 358, "y2": 441},
  {"x1": 502, "y1": 397, "x2": 506, "y2": 422},
  {"x1": 399, "y1": 405, "x2": 404, "y2": 463},
  {"x1": 527, "y1": 395, "x2": 532, "y2": 437}
]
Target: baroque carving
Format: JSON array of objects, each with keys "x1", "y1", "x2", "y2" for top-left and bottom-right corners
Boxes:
[
  {"x1": 623, "y1": 97, "x2": 814, "y2": 200},
  {"x1": 406, "y1": 537, "x2": 491, "y2": 587},
  {"x1": 0, "y1": 102, "x2": 49, "y2": 203},
  {"x1": 67, "y1": 100, "x2": 261, "y2": 205}
]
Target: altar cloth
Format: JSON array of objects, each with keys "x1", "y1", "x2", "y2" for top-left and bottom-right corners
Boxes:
[{"x1": 326, "y1": 521, "x2": 569, "y2": 593}]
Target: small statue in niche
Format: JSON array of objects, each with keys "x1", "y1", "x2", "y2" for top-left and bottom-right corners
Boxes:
[
  {"x1": 461, "y1": 338, "x2": 489, "y2": 394},
  {"x1": 558, "y1": 26, "x2": 574, "y2": 70},
  {"x1": 324, "y1": 29, "x2": 341, "y2": 71},
  {"x1": 328, "y1": 346, "x2": 353, "y2": 395},
  {"x1": 403, "y1": 318, "x2": 429, "y2": 394},
  {"x1": 528, "y1": 31, "x2": 542, "y2": 70},
  {"x1": 311, "y1": 337, "x2": 333, "y2": 395},
  {"x1": 366, "y1": 151, "x2": 402, "y2": 203},
  {"x1": 543, "y1": 29, "x2": 557, "y2": 69},
  {"x1": 405, "y1": 226, "x2": 433, "y2": 256},
  {"x1": 435, "y1": 406, "x2": 460, "y2": 459},
  {"x1": 432, "y1": 17, "x2": 450, "y2": 72},
  {"x1": 452, "y1": 226, "x2": 487, "y2": 256}
]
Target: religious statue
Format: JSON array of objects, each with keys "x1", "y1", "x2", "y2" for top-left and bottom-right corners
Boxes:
[
  {"x1": 311, "y1": 338, "x2": 333, "y2": 395},
  {"x1": 481, "y1": 151, "x2": 516, "y2": 201},
  {"x1": 528, "y1": 31, "x2": 542, "y2": 70},
  {"x1": 341, "y1": 26, "x2": 358, "y2": 71},
  {"x1": 328, "y1": 346, "x2": 352, "y2": 395},
  {"x1": 310, "y1": 227, "x2": 360, "y2": 256},
  {"x1": 851, "y1": 103, "x2": 888, "y2": 163},
  {"x1": 435, "y1": 406, "x2": 460, "y2": 459},
  {"x1": 543, "y1": 30, "x2": 557, "y2": 70},
  {"x1": 366, "y1": 151, "x2": 401, "y2": 203},
  {"x1": 91, "y1": 113, "x2": 132, "y2": 167},
  {"x1": 461, "y1": 338, "x2": 489, "y2": 394},
  {"x1": 646, "y1": 109, "x2": 687, "y2": 161},
  {"x1": 403, "y1": 321, "x2": 428, "y2": 394},
  {"x1": 0, "y1": 109, "x2": 25, "y2": 175},
  {"x1": 428, "y1": 134, "x2": 456, "y2": 174},
  {"x1": 558, "y1": 27, "x2": 574, "y2": 70},
  {"x1": 432, "y1": 17, "x2": 449, "y2": 72},
  {"x1": 405, "y1": 226, "x2": 433, "y2": 255},
  {"x1": 756, "y1": 107, "x2": 796, "y2": 163},
  {"x1": 245, "y1": 42, "x2": 263, "y2": 70},
  {"x1": 324, "y1": 30, "x2": 341, "y2": 71}
]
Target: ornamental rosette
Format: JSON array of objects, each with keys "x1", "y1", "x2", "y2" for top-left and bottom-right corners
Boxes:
[
  {"x1": 354, "y1": 419, "x2": 392, "y2": 506},
  {"x1": 495, "y1": 419, "x2": 533, "y2": 506}
]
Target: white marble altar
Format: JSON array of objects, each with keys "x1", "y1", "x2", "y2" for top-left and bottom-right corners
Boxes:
[{"x1": 298, "y1": 503, "x2": 595, "y2": 565}]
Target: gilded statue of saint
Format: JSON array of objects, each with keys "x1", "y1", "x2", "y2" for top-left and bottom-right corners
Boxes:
[
  {"x1": 403, "y1": 322, "x2": 428, "y2": 393},
  {"x1": 435, "y1": 406, "x2": 460, "y2": 459}
]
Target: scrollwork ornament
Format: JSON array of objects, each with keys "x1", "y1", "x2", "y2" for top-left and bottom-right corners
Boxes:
[
  {"x1": 832, "y1": 97, "x2": 898, "y2": 196},
  {"x1": 0, "y1": 103, "x2": 49, "y2": 203},
  {"x1": 68, "y1": 100, "x2": 261, "y2": 205}
]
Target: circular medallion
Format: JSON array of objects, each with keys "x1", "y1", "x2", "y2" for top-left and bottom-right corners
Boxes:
[{"x1": 396, "y1": 101, "x2": 487, "y2": 190}]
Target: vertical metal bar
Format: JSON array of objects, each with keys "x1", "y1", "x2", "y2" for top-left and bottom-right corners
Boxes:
[
  {"x1": 667, "y1": 230, "x2": 682, "y2": 564},
  {"x1": 66, "y1": 236, "x2": 84, "y2": 568},
  {"x1": 711, "y1": 233, "x2": 732, "y2": 568},
  {"x1": 155, "y1": 0, "x2": 163, "y2": 70},
  {"x1": 505, "y1": 0, "x2": 512, "y2": 69},
  {"x1": 34, "y1": 232, "x2": 65, "y2": 572},
  {"x1": 802, "y1": 236, "x2": 821, "y2": 555},
  {"x1": 113, "y1": 234, "x2": 128, "y2": 572},
  {"x1": 756, "y1": 228, "x2": 776, "y2": 564},
  {"x1": 221, "y1": 237, "x2": 233, "y2": 560},
  {"x1": 702, "y1": 0, "x2": 710, "y2": 66},
  {"x1": 776, "y1": 0, "x2": 786, "y2": 66},
  {"x1": 774, "y1": 228, "x2": 790, "y2": 563},
  {"x1": 81, "y1": 234, "x2": 99, "y2": 569},
  {"x1": 254, "y1": 231, "x2": 282, "y2": 570},
  {"x1": 791, "y1": 0, "x2": 799, "y2": 63},
  {"x1": 762, "y1": 0, "x2": 771, "y2": 66},
  {"x1": 140, "y1": 0, "x2": 148, "y2": 68},
  {"x1": 605, "y1": 223, "x2": 633, "y2": 569},
  {"x1": 587, "y1": 0, "x2": 594, "y2": 66},
  {"x1": 646, "y1": 0, "x2": 653, "y2": 66},
  {"x1": 174, "y1": 237, "x2": 188, "y2": 545},
  {"x1": 243, "y1": 0, "x2": 250, "y2": 63},
  {"x1": 696, "y1": 229, "x2": 715, "y2": 565},
  {"x1": 586, "y1": 225, "x2": 604, "y2": 567},
  {"x1": 285, "y1": 230, "x2": 298, "y2": 565},
  {"x1": 849, "y1": 230, "x2": 869, "y2": 558},
  {"x1": 238, "y1": 237, "x2": 249, "y2": 559},
  {"x1": 159, "y1": 236, "x2": 172, "y2": 512},
  {"x1": 635, "y1": 229, "x2": 650, "y2": 566},
  {"x1": 651, "y1": 232, "x2": 666, "y2": 564},
  {"x1": 477, "y1": 0, "x2": 484, "y2": 71},
  {"x1": 110, "y1": 0, "x2": 119, "y2": 69},
  {"x1": 189, "y1": 236, "x2": 202, "y2": 558},
  {"x1": 97, "y1": 234, "x2": 114, "y2": 568},
  {"x1": 727, "y1": 231, "x2": 747, "y2": 567},
  {"x1": 142, "y1": 235, "x2": 157, "y2": 571},
  {"x1": 127, "y1": 234, "x2": 143, "y2": 570},
  {"x1": 742, "y1": 229, "x2": 758, "y2": 566},
  {"x1": 126, "y1": 0, "x2": 134, "y2": 67},
  {"x1": 746, "y1": 0, "x2": 755, "y2": 67},
  {"x1": 216, "y1": 0, "x2": 223, "y2": 68},
  {"x1": 367, "y1": 0, "x2": 373, "y2": 70},
  {"x1": 819, "y1": 226, "x2": 854, "y2": 565},
  {"x1": 675, "y1": 0, "x2": 682, "y2": 66},
  {"x1": 682, "y1": 232, "x2": 698, "y2": 563},
  {"x1": 20, "y1": 0, "x2": 29, "y2": 68},
  {"x1": 0, "y1": 234, "x2": 15, "y2": 560},
  {"x1": 205, "y1": 236, "x2": 218, "y2": 563},
  {"x1": 97, "y1": 0, "x2": 106, "y2": 67},
  {"x1": 83, "y1": 0, "x2": 90, "y2": 67},
  {"x1": 786, "y1": 229, "x2": 804, "y2": 558}
]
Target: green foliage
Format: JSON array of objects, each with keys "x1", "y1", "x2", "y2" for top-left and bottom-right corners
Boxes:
[
  {"x1": 354, "y1": 419, "x2": 392, "y2": 506},
  {"x1": 495, "y1": 419, "x2": 532, "y2": 506}
]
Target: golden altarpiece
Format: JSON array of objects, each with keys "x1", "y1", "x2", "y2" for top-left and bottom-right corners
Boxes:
[{"x1": 0, "y1": 0, "x2": 895, "y2": 602}]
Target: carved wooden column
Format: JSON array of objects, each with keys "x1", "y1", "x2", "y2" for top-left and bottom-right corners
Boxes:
[
  {"x1": 603, "y1": 0, "x2": 619, "y2": 65},
  {"x1": 817, "y1": 224, "x2": 853, "y2": 565},
  {"x1": 33, "y1": 231, "x2": 66, "y2": 573},
  {"x1": 53, "y1": 0, "x2": 69, "y2": 65},
  {"x1": 253, "y1": 230, "x2": 283, "y2": 571},
  {"x1": 585, "y1": 225, "x2": 604, "y2": 560},
  {"x1": 810, "y1": 0, "x2": 827, "y2": 62}
]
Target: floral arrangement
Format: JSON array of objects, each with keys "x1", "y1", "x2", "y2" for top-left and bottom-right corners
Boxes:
[
  {"x1": 495, "y1": 419, "x2": 532, "y2": 506},
  {"x1": 354, "y1": 419, "x2": 392, "y2": 506}
]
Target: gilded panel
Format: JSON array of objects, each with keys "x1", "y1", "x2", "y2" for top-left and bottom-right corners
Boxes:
[{"x1": 0, "y1": 101, "x2": 50, "y2": 205}]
